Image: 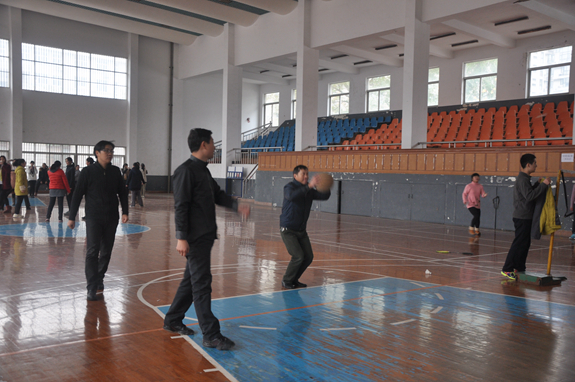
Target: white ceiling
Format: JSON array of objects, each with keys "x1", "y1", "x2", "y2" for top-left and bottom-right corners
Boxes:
[{"x1": 1, "y1": 0, "x2": 574, "y2": 82}]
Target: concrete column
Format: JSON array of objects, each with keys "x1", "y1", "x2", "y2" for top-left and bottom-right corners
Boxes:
[
  {"x1": 401, "y1": 0, "x2": 430, "y2": 149},
  {"x1": 9, "y1": 7, "x2": 23, "y2": 158},
  {"x1": 295, "y1": 0, "x2": 318, "y2": 152},
  {"x1": 221, "y1": 24, "x2": 243, "y2": 167},
  {"x1": 127, "y1": 33, "x2": 139, "y2": 164}
]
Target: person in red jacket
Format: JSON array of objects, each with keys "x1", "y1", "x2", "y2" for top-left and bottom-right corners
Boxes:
[
  {"x1": 46, "y1": 161, "x2": 70, "y2": 222},
  {"x1": 0, "y1": 155, "x2": 13, "y2": 214}
]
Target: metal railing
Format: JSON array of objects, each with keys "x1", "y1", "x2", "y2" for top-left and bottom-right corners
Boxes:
[
  {"x1": 241, "y1": 122, "x2": 273, "y2": 142},
  {"x1": 231, "y1": 147, "x2": 284, "y2": 164},
  {"x1": 414, "y1": 136, "x2": 572, "y2": 148}
]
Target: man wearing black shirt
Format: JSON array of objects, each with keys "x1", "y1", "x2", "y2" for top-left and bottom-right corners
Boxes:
[
  {"x1": 163, "y1": 128, "x2": 249, "y2": 351},
  {"x1": 64, "y1": 157, "x2": 76, "y2": 217},
  {"x1": 68, "y1": 141, "x2": 129, "y2": 301}
]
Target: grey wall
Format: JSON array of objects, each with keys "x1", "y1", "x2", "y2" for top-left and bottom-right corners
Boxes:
[{"x1": 252, "y1": 171, "x2": 575, "y2": 232}]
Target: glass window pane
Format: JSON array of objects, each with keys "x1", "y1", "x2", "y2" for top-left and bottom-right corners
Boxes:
[
  {"x1": 428, "y1": 83, "x2": 439, "y2": 106},
  {"x1": 63, "y1": 80, "x2": 76, "y2": 95},
  {"x1": 480, "y1": 75, "x2": 497, "y2": 101},
  {"x1": 36, "y1": 76, "x2": 62, "y2": 93},
  {"x1": 0, "y1": 39, "x2": 8, "y2": 57},
  {"x1": 428, "y1": 68, "x2": 440, "y2": 82},
  {"x1": 292, "y1": 89, "x2": 297, "y2": 100},
  {"x1": 0, "y1": 57, "x2": 8, "y2": 72},
  {"x1": 529, "y1": 68, "x2": 548, "y2": 97},
  {"x1": 23, "y1": 75, "x2": 34, "y2": 90},
  {"x1": 22, "y1": 60, "x2": 34, "y2": 76},
  {"x1": 63, "y1": 50, "x2": 76, "y2": 66},
  {"x1": 78, "y1": 52, "x2": 90, "y2": 68},
  {"x1": 36, "y1": 153, "x2": 48, "y2": 166},
  {"x1": 36, "y1": 143, "x2": 48, "y2": 152},
  {"x1": 91, "y1": 54, "x2": 114, "y2": 71},
  {"x1": 115, "y1": 147, "x2": 126, "y2": 156},
  {"x1": 115, "y1": 57, "x2": 127, "y2": 73},
  {"x1": 340, "y1": 95, "x2": 349, "y2": 114},
  {"x1": 22, "y1": 142, "x2": 34, "y2": 152},
  {"x1": 115, "y1": 86, "x2": 127, "y2": 100},
  {"x1": 380, "y1": 90, "x2": 390, "y2": 110},
  {"x1": 530, "y1": 46, "x2": 572, "y2": 69},
  {"x1": 22, "y1": 43, "x2": 35, "y2": 61},
  {"x1": 115, "y1": 72, "x2": 126, "y2": 86},
  {"x1": 465, "y1": 78, "x2": 480, "y2": 103},
  {"x1": 330, "y1": 96, "x2": 339, "y2": 115},
  {"x1": 265, "y1": 92, "x2": 279, "y2": 103},
  {"x1": 78, "y1": 81, "x2": 90, "y2": 96},
  {"x1": 264, "y1": 104, "x2": 272, "y2": 124},
  {"x1": 0, "y1": 72, "x2": 8, "y2": 88},
  {"x1": 36, "y1": 45, "x2": 62, "y2": 64},
  {"x1": 272, "y1": 104, "x2": 279, "y2": 126},
  {"x1": 368, "y1": 76, "x2": 390, "y2": 90},
  {"x1": 78, "y1": 68, "x2": 90, "y2": 82},
  {"x1": 64, "y1": 66, "x2": 76, "y2": 81},
  {"x1": 465, "y1": 58, "x2": 497, "y2": 77},
  {"x1": 368, "y1": 91, "x2": 378, "y2": 112},
  {"x1": 50, "y1": 144, "x2": 62, "y2": 152},
  {"x1": 330, "y1": 81, "x2": 349, "y2": 95},
  {"x1": 550, "y1": 65, "x2": 570, "y2": 94},
  {"x1": 36, "y1": 62, "x2": 62, "y2": 79}
]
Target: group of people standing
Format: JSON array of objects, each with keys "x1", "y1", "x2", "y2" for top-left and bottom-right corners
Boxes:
[{"x1": 122, "y1": 162, "x2": 147, "y2": 207}]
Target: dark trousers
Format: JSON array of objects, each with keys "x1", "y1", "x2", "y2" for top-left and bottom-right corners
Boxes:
[
  {"x1": 46, "y1": 197, "x2": 65, "y2": 220},
  {"x1": 281, "y1": 228, "x2": 314, "y2": 283},
  {"x1": 131, "y1": 190, "x2": 143, "y2": 207},
  {"x1": 0, "y1": 188, "x2": 12, "y2": 209},
  {"x1": 66, "y1": 188, "x2": 74, "y2": 210},
  {"x1": 85, "y1": 218, "x2": 118, "y2": 292},
  {"x1": 468, "y1": 207, "x2": 481, "y2": 228},
  {"x1": 164, "y1": 239, "x2": 220, "y2": 341},
  {"x1": 28, "y1": 180, "x2": 36, "y2": 197},
  {"x1": 14, "y1": 195, "x2": 31, "y2": 214},
  {"x1": 502, "y1": 218, "x2": 532, "y2": 273}
]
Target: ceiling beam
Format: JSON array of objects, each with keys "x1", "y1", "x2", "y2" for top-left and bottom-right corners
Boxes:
[
  {"x1": 255, "y1": 62, "x2": 297, "y2": 76},
  {"x1": 318, "y1": 58, "x2": 359, "y2": 74},
  {"x1": 243, "y1": 71, "x2": 289, "y2": 85},
  {"x1": 234, "y1": 0, "x2": 297, "y2": 16},
  {"x1": 0, "y1": 0, "x2": 197, "y2": 45},
  {"x1": 155, "y1": 0, "x2": 259, "y2": 27},
  {"x1": 442, "y1": 19, "x2": 515, "y2": 48},
  {"x1": 68, "y1": 0, "x2": 223, "y2": 37},
  {"x1": 381, "y1": 33, "x2": 453, "y2": 59},
  {"x1": 330, "y1": 45, "x2": 403, "y2": 67},
  {"x1": 518, "y1": 0, "x2": 575, "y2": 32}
]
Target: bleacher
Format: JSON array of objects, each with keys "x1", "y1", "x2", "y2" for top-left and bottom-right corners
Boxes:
[{"x1": 242, "y1": 99, "x2": 574, "y2": 152}]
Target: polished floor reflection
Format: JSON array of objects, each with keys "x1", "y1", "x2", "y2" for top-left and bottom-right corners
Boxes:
[{"x1": 1, "y1": 193, "x2": 574, "y2": 381}]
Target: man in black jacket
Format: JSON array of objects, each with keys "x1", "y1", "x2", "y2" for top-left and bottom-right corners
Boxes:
[
  {"x1": 64, "y1": 157, "x2": 76, "y2": 217},
  {"x1": 163, "y1": 128, "x2": 249, "y2": 351},
  {"x1": 67, "y1": 141, "x2": 129, "y2": 301},
  {"x1": 280, "y1": 165, "x2": 330, "y2": 289},
  {"x1": 501, "y1": 153, "x2": 550, "y2": 280}
]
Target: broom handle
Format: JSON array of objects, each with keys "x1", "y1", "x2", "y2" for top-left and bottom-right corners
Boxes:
[{"x1": 547, "y1": 170, "x2": 561, "y2": 275}]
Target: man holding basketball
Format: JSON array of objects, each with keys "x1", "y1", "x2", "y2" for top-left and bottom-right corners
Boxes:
[{"x1": 280, "y1": 165, "x2": 331, "y2": 289}]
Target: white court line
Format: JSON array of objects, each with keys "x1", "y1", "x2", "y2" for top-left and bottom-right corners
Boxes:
[
  {"x1": 391, "y1": 319, "x2": 416, "y2": 326},
  {"x1": 204, "y1": 369, "x2": 219, "y2": 373},
  {"x1": 239, "y1": 326, "x2": 277, "y2": 330},
  {"x1": 411, "y1": 282, "x2": 427, "y2": 288},
  {"x1": 171, "y1": 335, "x2": 186, "y2": 339},
  {"x1": 435, "y1": 293, "x2": 444, "y2": 300},
  {"x1": 320, "y1": 327, "x2": 356, "y2": 331},
  {"x1": 431, "y1": 306, "x2": 443, "y2": 314}
]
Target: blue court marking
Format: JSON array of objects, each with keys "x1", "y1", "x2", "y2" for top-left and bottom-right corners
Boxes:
[
  {"x1": 0, "y1": 222, "x2": 150, "y2": 237},
  {"x1": 157, "y1": 278, "x2": 575, "y2": 382},
  {"x1": 7, "y1": 196, "x2": 46, "y2": 207}
]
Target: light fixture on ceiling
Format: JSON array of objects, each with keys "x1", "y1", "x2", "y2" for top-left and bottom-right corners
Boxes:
[
  {"x1": 451, "y1": 39, "x2": 479, "y2": 47},
  {"x1": 494, "y1": 16, "x2": 529, "y2": 26},
  {"x1": 518, "y1": 25, "x2": 551, "y2": 34},
  {"x1": 430, "y1": 32, "x2": 456, "y2": 41},
  {"x1": 330, "y1": 54, "x2": 348, "y2": 60},
  {"x1": 375, "y1": 44, "x2": 397, "y2": 51}
]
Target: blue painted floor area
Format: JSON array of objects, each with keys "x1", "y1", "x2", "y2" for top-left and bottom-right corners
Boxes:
[
  {"x1": 7, "y1": 196, "x2": 46, "y2": 207},
  {"x1": 158, "y1": 278, "x2": 575, "y2": 382},
  {"x1": 0, "y1": 222, "x2": 150, "y2": 237}
]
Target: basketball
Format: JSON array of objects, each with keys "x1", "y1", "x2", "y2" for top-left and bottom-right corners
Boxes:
[{"x1": 316, "y1": 173, "x2": 334, "y2": 192}]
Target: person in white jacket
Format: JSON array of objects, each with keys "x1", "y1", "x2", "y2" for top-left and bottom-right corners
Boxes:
[{"x1": 26, "y1": 161, "x2": 38, "y2": 198}]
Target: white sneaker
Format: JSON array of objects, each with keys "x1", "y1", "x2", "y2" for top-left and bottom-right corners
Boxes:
[
  {"x1": 12, "y1": 214, "x2": 20, "y2": 219},
  {"x1": 569, "y1": 234, "x2": 575, "y2": 240}
]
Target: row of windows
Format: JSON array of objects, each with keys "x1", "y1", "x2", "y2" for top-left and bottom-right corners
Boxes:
[
  {"x1": 0, "y1": 39, "x2": 128, "y2": 100},
  {"x1": 264, "y1": 46, "x2": 572, "y2": 124}
]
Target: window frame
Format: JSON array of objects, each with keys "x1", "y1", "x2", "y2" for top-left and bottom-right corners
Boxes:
[
  {"x1": 0, "y1": 39, "x2": 9, "y2": 88},
  {"x1": 291, "y1": 89, "x2": 297, "y2": 119},
  {"x1": 263, "y1": 92, "x2": 280, "y2": 127},
  {"x1": 428, "y1": 68, "x2": 440, "y2": 107},
  {"x1": 463, "y1": 58, "x2": 498, "y2": 104},
  {"x1": 329, "y1": 81, "x2": 350, "y2": 116},
  {"x1": 366, "y1": 75, "x2": 391, "y2": 112},
  {"x1": 527, "y1": 46, "x2": 572, "y2": 97},
  {"x1": 22, "y1": 142, "x2": 126, "y2": 169}
]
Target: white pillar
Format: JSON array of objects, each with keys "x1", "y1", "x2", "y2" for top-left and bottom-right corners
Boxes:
[
  {"x1": 295, "y1": 0, "x2": 318, "y2": 152},
  {"x1": 222, "y1": 24, "x2": 243, "y2": 167},
  {"x1": 9, "y1": 7, "x2": 23, "y2": 158},
  {"x1": 127, "y1": 33, "x2": 139, "y2": 164},
  {"x1": 401, "y1": 0, "x2": 430, "y2": 149}
]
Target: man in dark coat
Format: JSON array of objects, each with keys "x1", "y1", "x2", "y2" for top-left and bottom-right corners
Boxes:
[{"x1": 64, "y1": 157, "x2": 76, "y2": 216}]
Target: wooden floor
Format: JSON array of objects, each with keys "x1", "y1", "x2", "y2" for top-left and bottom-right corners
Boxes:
[{"x1": 1, "y1": 193, "x2": 574, "y2": 381}]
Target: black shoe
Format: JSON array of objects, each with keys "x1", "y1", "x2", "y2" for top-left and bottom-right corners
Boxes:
[
  {"x1": 64, "y1": 211, "x2": 70, "y2": 217},
  {"x1": 163, "y1": 324, "x2": 195, "y2": 336},
  {"x1": 282, "y1": 281, "x2": 295, "y2": 289},
  {"x1": 295, "y1": 281, "x2": 307, "y2": 288},
  {"x1": 203, "y1": 335, "x2": 235, "y2": 350},
  {"x1": 87, "y1": 290, "x2": 98, "y2": 301},
  {"x1": 82, "y1": 216, "x2": 86, "y2": 220}
]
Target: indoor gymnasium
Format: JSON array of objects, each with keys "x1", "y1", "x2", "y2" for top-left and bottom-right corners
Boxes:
[{"x1": 0, "y1": 0, "x2": 574, "y2": 381}]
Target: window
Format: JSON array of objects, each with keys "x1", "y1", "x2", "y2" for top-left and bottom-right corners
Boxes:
[
  {"x1": 428, "y1": 68, "x2": 439, "y2": 106},
  {"x1": 329, "y1": 81, "x2": 350, "y2": 115},
  {"x1": 0, "y1": 141, "x2": 9, "y2": 160},
  {"x1": 22, "y1": 43, "x2": 127, "y2": 100},
  {"x1": 22, "y1": 142, "x2": 126, "y2": 169},
  {"x1": 366, "y1": 76, "x2": 390, "y2": 112},
  {"x1": 0, "y1": 39, "x2": 8, "y2": 88},
  {"x1": 528, "y1": 46, "x2": 572, "y2": 97},
  {"x1": 463, "y1": 58, "x2": 497, "y2": 103},
  {"x1": 291, "y1": 89, "x2": 297, "y2": 119},
  {"x1": 263, "y1": 92, "x2": 279, "y2": 127}
]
